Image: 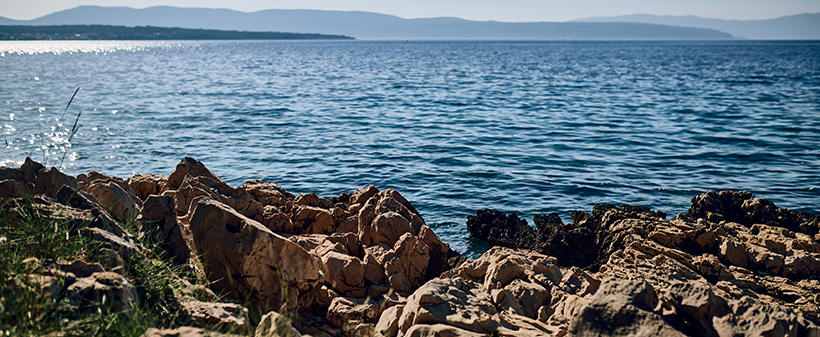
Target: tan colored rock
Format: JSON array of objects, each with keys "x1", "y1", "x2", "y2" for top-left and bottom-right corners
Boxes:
[
  {"x1": 374, "y1": 304, "x2": 403, "y2": 337},
  {"x1": 363, "y1": 248, "x2": 386, "y2": 286},
  {"x1": 321, "y1": 251, "x2": 366, "y2": 295},
  {"x1": 341, "y1": 320, "x2": 375, "y2": 337},
  {"x1": 326, "y1": 297, "x2": 380, "y2": 327},
  {"x1": 164, "y1": 156, "x2": 224, "y2": 191},
  {"x1": 783, "y1": 250, "x2": 820, "y2": 279},
  {"x1": 241, "y1": 179, "x2": 294, "y2": 207},
  {"x1": 389, "y1": 277, "x2": 554, "y2": 337},
  {"x1": 713, "y1": 296, "x2": 820, "y2": 337},
  {"x1": 82, "y1": 227, "x2": 141, "y2": 258},
  {"x1": 568, "y1": 278, "x2": 686, "y2": 337},
  {"x1": 295, "y1": 193, "x2": 333, "y2": 209},
  {"x1": 33, "y1": 166, "x2": 79, "y2": 198},
  {"x1": 402, "y1": 324, "x2": 485, "y2": 337},
  {"x1": 719, "y1": 237, "x2": 750, "y2": 268},
  {"x1": 83, "y1": 180, "x2": 140, "y2": 220},
  {"x1": 127, "y1": 173, "x2": 167, "y2": 201},
  {"x1": 181, "y1": 300, "x2": 250, "y2": 333},
  {"x1": 262, "y1": 206, "x2": 296, "y2": 233},
  {"x1": 142, "y1": 327, "x2": 243, "y2": 337},
  {"x1": 256, "y1": 310, "x2": 301, "y2": 337},
  {"x1": 293, "y1": 205, "x2": 336, "y2": 234},
  {"x1": 189, "y1": 198, "x2": 320, "y2": 311},
  {"x1": 357, "y1": 189, "x2": 425, "y2": 247},
  {"x1": 349, "y1": 185, "x2": 379, "y2": 209},
  {"x1": 383, "y1": 233, "x2": 430, "y2": 293}
]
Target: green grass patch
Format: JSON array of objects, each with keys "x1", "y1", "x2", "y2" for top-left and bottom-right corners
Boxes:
[{"x1": 0, "y1": 194, "x2": 211, "y2": 336}]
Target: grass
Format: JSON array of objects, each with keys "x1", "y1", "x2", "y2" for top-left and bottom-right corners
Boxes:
[{"x1": 0, "y1": 192, "x2": 214, "y2": 336}]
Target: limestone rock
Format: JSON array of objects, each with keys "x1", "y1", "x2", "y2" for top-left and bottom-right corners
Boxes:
[
  {"x1": 189, "y1": 198, "x2": 320, "y2": 311},
  {"x1": 241, "y1": 179, "x2": 294, "y2": 207},
  {"x1": 137, "y1": 195, "x2": 190, "y2": 264},
  {"x1": 568, "y1": 278, "x2": 686, "y2": 337},
  {"x1": 181, "y1": 300, "x2": 250, "y2": 333},
  {"x1": 33, "y1": 166, "x2": 79, "y2": 198},
  {"x1": 127, "y1": 173, "x2": 167, "y2": 201},
  {"x1": 83, "y1": 179, "x2": 140, "y2": 220},
  {"x1": 256, "y1": 310, "x2": 301, "y2": 337},
  {"x1": 65, "y1": 272, "x2": 138, "y2": 313},
  {"x1": 326, "y1": 297, "x2": 380, "y2": 327},
  {"x1": 142, "y1": 327, "x2": 244, "y2": 337}
]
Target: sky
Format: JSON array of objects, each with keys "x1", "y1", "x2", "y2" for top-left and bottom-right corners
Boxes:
[{"x1": 2, "y1": 0, "x2": 819, "y2": 22}]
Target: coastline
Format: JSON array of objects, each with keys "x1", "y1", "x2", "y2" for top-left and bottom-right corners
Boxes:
[{"x1": 1, "y1": 156, "x2": 819, "y2": 336}]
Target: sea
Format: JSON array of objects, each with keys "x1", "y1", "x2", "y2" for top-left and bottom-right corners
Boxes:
[{"x1": 1, "y1": 40, "x2": 818, "y2": 257}]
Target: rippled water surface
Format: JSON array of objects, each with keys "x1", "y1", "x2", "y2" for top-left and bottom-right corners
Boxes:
[{"x1": 2, "y1": 40, "x2": 818, "y2": 256}]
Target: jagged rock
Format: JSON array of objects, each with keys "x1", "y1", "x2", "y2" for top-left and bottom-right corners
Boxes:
[
  {"x1": 64, "y1": 272, "x2": 138, "y2": 313},
  {"x1": 164, "y1": 156, "x2": 225, "y2": 192},
  {"x1": 82, "y1": 179, "x2": 140, "y2": 221},
  {"x1": 295, "y1": 193, "x2": 333, "y2": 209},
  {"x1": 127, "y1": 173, "x2": 167, "y2": 201},
  {"x1": 357, "y1": 189, "x2": 425, "y2": 247},
  {"x1": 292, "y1": 205, "x2": 336, "y2": 234},
  {"x1": 33, "y1": 166, "x2": 79, "y2": 198},
  {"x1": 467, "y1": 204, "x2": 665, "y2": 268},
  {"x1": 241, "y1": 179, "x2": 294, "y2": 207},
  {"x1": 326, "y1": 297, "x2": 380, "y2": 327},
  {"x1": 568, "y1": 278, "x2": 686, "y2": 337},
  {"x1": 137, "y1": 195, "x2": 190, "y2": 264},
  {"x1": 321, "y1": 251, "x2": 367, "y2": 295},
  {"x1": 82, "y1": 227, "x2": 141, "y2": 258},
  {"x1": 18, "y1": 157, "x2": 43, "y2": 183},
  {"x1": 181, "y1": 300, "x2": 250, "y2": 333},
  {"x1": 467, "y1": 210, "x2": 536, "y2": 249},
  {"x1": 142, "y1": 327, "x2": 244, "y2": 337},
  {"x1": 54, "y1": 185, "x2": 126, "y2": 237},
  {"x1": 256, "y1": 310, "x2": 301, "y2": 337},
  {"x1": 189, "y1": 198, "x2": 321, "y2": 311}
]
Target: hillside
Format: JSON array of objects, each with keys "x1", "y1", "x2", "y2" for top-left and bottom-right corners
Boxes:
[
  {"x1": 573, "y1": 13, "x2": 820, "y2": 40},
  {"x1": 0, "y1": 6, "x2": 736, "y2": 40}
]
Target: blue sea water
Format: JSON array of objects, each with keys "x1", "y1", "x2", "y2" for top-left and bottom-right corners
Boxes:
[{"x1": 1, "y1": 40, "x2": 818, "y2": 257}]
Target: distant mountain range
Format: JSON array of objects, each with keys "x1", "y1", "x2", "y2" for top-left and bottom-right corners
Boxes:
[
  {"x1": 0, "y1": 6, "x2": 736, "y2": 40},
  {"x1": 573, "y1": 13, "x2": 820, "y2": 40}
]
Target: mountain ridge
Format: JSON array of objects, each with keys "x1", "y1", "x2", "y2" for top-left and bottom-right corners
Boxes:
[
  {"x1": 573, "y1": 13, "x2": 820, "y2": 39},
  {"x1": 0, "y1": 6, "x2": 736, "y2": 40}
]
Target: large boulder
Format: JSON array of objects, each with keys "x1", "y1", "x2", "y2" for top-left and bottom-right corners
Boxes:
[
  {"x1": 189, "y1": 198, "x2": 321, "y2": 312},
  {"x1": 81, "y1": 177, "x2": 140, "y2": 221}
]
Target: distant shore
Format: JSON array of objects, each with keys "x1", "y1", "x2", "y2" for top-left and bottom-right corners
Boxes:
[{"x1": 0, "y1": 24, "x2": 354, "y2": 40}]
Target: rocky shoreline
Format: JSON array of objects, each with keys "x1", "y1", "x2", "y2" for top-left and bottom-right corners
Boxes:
[{"x1": 1, "y1": 157, "x2": 818, "y2": 336}]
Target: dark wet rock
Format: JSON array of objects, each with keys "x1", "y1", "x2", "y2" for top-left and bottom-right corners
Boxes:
[
  {"x1": 467, "y1": 210, "x2": 536, "y2": 249},
  {"x1": 468, "y1": 203, "x2": 665, "y2": 269}
]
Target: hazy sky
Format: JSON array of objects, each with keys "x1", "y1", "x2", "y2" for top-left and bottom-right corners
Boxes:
[{"x1": 2, "y1": 0, "x2": 819, "y2": 21}]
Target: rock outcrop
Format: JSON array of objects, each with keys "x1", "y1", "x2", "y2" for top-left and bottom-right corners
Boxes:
[
  {"x1": 120, "y1": 157, "x2": 461, "y2": 333},
  {"x1": 4, "y1": 156, "x2": 818, "y2": 337},
  {"x1": 441, "y1": 191, "x2": 820, "y2": 337}
]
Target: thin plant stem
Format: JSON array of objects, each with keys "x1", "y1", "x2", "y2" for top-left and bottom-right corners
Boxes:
[
  {"x1": 59, "y1": 110, "x2": 81, "y2": 170},
  {"x1": 58, "y1": 86, "x2": 81, "y2": 125},
  {"x1": 3, "y1": 133, "x2": 11, "y2": 164}
]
